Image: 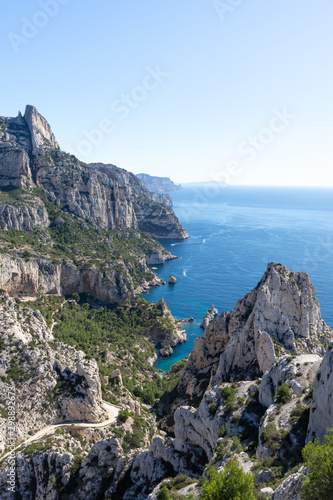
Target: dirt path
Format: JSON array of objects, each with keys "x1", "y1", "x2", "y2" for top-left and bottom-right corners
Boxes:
[{"x1": 1, "y1": 401, "x2": 119, "y2": 462}]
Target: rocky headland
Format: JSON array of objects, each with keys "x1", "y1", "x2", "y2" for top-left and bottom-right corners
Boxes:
[{"x1": 0, "y1": 106, "x2": 188, "y2": 304}]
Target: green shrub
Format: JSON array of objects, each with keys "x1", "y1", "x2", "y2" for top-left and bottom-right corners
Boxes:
[
  {"x1": 218, "y1": 425, "x2": 226, "y2": 438},
  {"x1": 260, "y1": 424, "x2": 281, "y2": 453},
  {"x1": 157, "y1": 486, "x2": 171, "y2": 500},
  {"x1": 301, "y1": 427, "x2": 333, "y2": 499},
  {"x1": 276, "y1": 383, "x2": 291, "y2": 404},
  {"x1": 201, "y1": 459, "x2": 256, "y2": 500},
  {"x1": 209, "y1": 404, "x2": 217, "y2": 416},
  {"x1": 118, "y1": 409, "x2": 131, "y2": 422}
]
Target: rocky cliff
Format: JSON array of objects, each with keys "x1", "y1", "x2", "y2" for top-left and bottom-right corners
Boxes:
[
  {"x1": 306, "y1": 345, "x2": 333, "y2": 444},
  {"x1": 178, "y1": 263, "x2": 331, "y2": 400},
  {"x1": 136, "y1": 173, "x2": 181, "y2": 193},
  {"x1": 0, "y1": 107, "x2": 187, "y2": 239}
]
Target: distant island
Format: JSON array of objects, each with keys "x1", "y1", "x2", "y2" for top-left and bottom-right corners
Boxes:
[{"x1": 137, "y1": 173, "x2": 182, "y2": 193}]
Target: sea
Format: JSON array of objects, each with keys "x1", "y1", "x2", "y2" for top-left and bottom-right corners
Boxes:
[{"x1": 141, "y1": 185, "x2": 333, "y2": 371}]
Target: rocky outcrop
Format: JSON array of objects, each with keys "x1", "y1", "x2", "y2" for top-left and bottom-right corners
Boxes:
[
  {"x1": 178, "y1": 263, "x2": 332, "y2": 400},
  {"x1": 137, "y1": 173, "x2": 181, "y2": 193},
  {"x1": 259, "y1": 354, "x2": 321, "y2": 407},
  {"x1": 24, "y1": 105, "x2": 60, "y2": 152},
  {"x1": 168, "y1": 275, "x2": 177, "y2": 284},
  {"x1": 0, "y1": 143, "x2": 34, "y2": 189},
  {"x1": 60, "y1": 260, "x2": 134, "y2": 304},
  {"x1": 0, "y1": 253, "x2": 135, "y2": 303},
  {"x1": 0, "y1": 451, "x2": 74, "y2": 500},
  {"x1": 307, "y1": 346, "x2": 333, "y2": 443},
  {"x1": 0, "y1": 195, "x2": 49, "y2": 231},
  {"x1": 0, "y1": 253, "x2": 61, "y2": 297},
  {"x1": 146, "y1": 249, "x2": 176, "y2": 266},
  {"x1": 150, "y1": 192, "x2": 173, "y2": 207},
  {"x1": 272, "y1": 466, "x2": 304, "y2": 500},
  {"x1": 160, "y1": 346, "x2": 173, "y2": 357},
  {"x1": 146, "y1": 299, "x2": 187, "y2": 348},
  {"x1": 135, "y1": 197, "x2": 188, "y2": 240},
  {"x1": 128, "y1": 436, "x2": 206, "y2": 499},
  {"x1": 201, "y1": 305, "x2": 218, "y2": 329}
]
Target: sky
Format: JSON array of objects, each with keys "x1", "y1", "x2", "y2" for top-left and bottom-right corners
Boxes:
[{"x1": 1, "y1": 0, "x2": 333, "y2": 186}]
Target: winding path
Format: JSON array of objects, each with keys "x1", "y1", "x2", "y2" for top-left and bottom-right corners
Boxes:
[{"x1": 1, "y1": 401, "x2": 119, "y2": 462}]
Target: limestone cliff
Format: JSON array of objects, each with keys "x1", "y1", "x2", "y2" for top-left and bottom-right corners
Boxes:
[
  {"x1": 306, "y1": 345, "x2": 333, "y2": 443},
  {"x1": 136, "y1": 173, "x2": 181, "y2": 193},
  {"x1": 178, "y1": 263, "x2": 332, "y2": 400},
  {"x1": 0, "y1": 107, "x2": 187, "y2": 239},
  {"x1": 0, "y1": 195, "x2": 49, "y2": 231}
]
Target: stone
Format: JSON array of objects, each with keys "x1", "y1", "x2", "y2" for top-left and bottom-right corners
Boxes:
[
  {"x1": 307, "y1": 345, "x2": 333, "y2": 443},
  {"x1": 259, "y1": 354, "x2": 321, "y2": 407},
  {"x1": 188, "y1": 317, "x2": 194, "y2": 322},
  {"x1": 168, "y1": 275, "x2": 177, "y2": 284},
  {"x1": 160, "y1": 346, "x2": 174, "y2": 357},
  {"x1": 201, "y1": 305, "x2": 218, "y2": 329},
  {"x1": 272, "y1": 467, "x2": 305, "y2": 499},
  {"x1": 24, "y1": 105, "x2": 60, "y2": 152},
  {"x1": 111, "y1": 369, "x2": 123, "y2": 386},
  {"x1": 255, "y1": 469, "x2": 273, "y2": 486}
]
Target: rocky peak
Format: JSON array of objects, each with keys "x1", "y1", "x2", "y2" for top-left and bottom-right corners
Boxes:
[
  {"x1": 24, "y1": 104, "x2": 59, "y2": 152},
  {"x1": 178, "y1": 263, "x2": 332, "y2": 400}
]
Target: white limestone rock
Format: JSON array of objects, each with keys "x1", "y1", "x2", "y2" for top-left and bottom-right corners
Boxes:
[
  {"x1": 0, "y1": 196, "x2": 50, "y2": 231},
  {"x1": 259, "y1": 354, "x2": 322, "y2": 407},
  {"x1": 201, "y1": 305, "x2": 218, "y2": 329},
  {"x1": 24, "y1": 105, "x2": 60, "y2": 152},
  {"x1": 179, "y1": 263, "x2": 332, "y2": 399},
  {"x1": 307, "y1": 345, "x2": 333, "y2": 443},
  {"x1": 272, "y1": 466, "x2": 305, "y2": 500}
]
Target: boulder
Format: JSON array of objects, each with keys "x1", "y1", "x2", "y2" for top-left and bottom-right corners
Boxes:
[{"x1": 201, "y1": 305, "x2": 218, "y2": 329}]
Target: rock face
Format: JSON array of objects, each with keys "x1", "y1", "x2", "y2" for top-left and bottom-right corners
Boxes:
[
  {"x1": 0, "y1": 195, "x2": 49, "y2": 231},
  {"x1": 178, "y1": 263, "x2": 332, "y2": 400},
  {"x1": 0, "y1": 107, "x2": 187, "y2": 240},
  {"x1": 24, "y1": 104, "x2": 60, "y2": 152},
  {"x1": 146, "y1": 249, "x2": 176, "y2": 266},
  {"x1": 150, "y1": 192, "x2": 173, "y2": 207},
  {"x1": 272, "y1": 466, "x2": 305, "y2": 500},
  {"x1": 160, "y1": 346, "x2": 174, "y2": 357},
  {"x1": 307, "y1": 346, "x2": 333, "y2": 443},
  {"x1": 146, "y1": 299, "x2": 187, "y2": 349},
  {"x1": 0, "y1": 253, "x2": 134, "y2": 303},
  {"x1": 0, "y1": 144, "x2": 34, "y2": 189},
  {"x1": 168, "y1": 275, "x2": 177, "y2": 284},
  {"x1": 259, "y1": 354, "x2": 321, "y2": 408},
  {"x1": 201, "y1": 305, "x2": 218, "y2": 329}
]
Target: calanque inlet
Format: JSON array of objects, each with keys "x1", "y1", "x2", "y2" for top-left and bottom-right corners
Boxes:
[{"x1": 0, "y1": 106, "x2": 332, "y2": 500}]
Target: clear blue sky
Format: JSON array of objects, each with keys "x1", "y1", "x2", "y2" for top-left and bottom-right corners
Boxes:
[{"x1": 1, "y1": 0, "x2": 333, "y2": 185}]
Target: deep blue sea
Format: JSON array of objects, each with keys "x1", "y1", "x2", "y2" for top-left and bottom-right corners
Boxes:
[{"x1": 141, "y1": 185, "x2": 333, "y2": 371}]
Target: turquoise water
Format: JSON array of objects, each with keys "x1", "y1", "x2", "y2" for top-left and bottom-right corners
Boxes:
[{"x1": 141, "y1": 185, "x2": 333, "y2": 371}]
